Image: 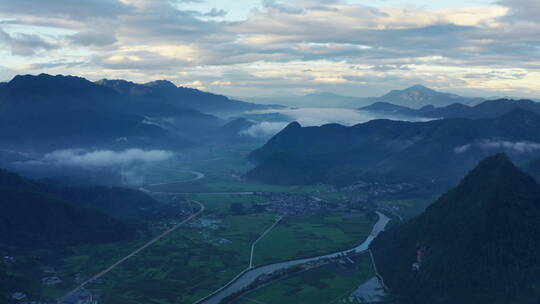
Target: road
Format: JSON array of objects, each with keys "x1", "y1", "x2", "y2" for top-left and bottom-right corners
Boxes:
[
  {"x1": 194, "y1": 212, "x2": 390, "y2": 304},
  {"x1": 250, "y1": 215, "x2": 284, "y2": 268},
  {"x1": 57, "y1": 200, "x2": 205, "y2": 303},
  {"x1": 147, "y1": 170, "x2": 205, "y2": 187}
]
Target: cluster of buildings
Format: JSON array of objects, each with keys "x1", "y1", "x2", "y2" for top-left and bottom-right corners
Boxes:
[
  {"x1": 254, "y1": 192, "x2": 329, "y2": 215},
  {"x1": 332, "y1": 182, "x2": 415, "y2": 203}
]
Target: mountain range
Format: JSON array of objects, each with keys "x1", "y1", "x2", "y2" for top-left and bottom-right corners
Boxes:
[
  {"x1": 247, "y1": 109, "x2": 540, "y2": 187},
  {"x1": 97, "y1": 78, "x2": 270, "y2": 114},
  {"x1": 370, "y1": 154, "x2": 540, "y2": 304},
  {"x1": 0, "y1": 74, "x2": 268, "y2": 151},
  {"x1": 247, "y1": 85, "x2": 484, "y2": 109},
  {"x1": 362, "y1": 85, "x2": 484, "y2": 109},
  {"x1": 361, "y1": 98, "x2": 540, "y2": 119}
]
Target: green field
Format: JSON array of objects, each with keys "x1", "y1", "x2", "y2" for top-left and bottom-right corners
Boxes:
[
  {"x1": 146, "y1": 172, "x2": 329, "y2": 194},
  {"x1": 100, "y1": 212, "x2": 278, "y2": 304},
  {"x1": 1, "y1": 144, "x2": 404, "y2": 304},
  {"x1": 235, "y1": 254, "x2": 376, "y2": 304},
  {"x1": 254, "y1": 214, "x2": 377, "y2": 266}
]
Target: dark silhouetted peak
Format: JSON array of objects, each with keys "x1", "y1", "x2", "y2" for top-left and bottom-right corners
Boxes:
[
  {"x1": 371, "y1": 154, "x2": 540, "y2": 303},
  {"x1": 144, "y1": 80, "x2": 177, "y2": 89},
  {"x1": 8, "y1": 73, "x2": 95, "y2": 89},
  {"x1": 284, "y1": 121, "x2": 302, "y2": 130},
  {"x1": 95, "y1": 78, "x2": 136, "y2": 87},
  {"x1": 95, "y1": 79, "x2": 142, "y2": 95},
  {"x1": 458, "y1": 153, "x2": 533, "y2": 196}
]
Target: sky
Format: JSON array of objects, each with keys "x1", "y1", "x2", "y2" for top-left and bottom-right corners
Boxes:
[{"x1": 0, "y1": 0, "x2": 539, "y2": 98}]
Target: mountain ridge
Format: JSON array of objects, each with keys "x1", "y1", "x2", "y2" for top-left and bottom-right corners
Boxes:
[
  {"x1": 247, "y1": 110, "x2": 540, "y2": 186},
  {"x1": 370, "y1": 154, "x2": 540, "y2": 303},
  {"x1": 361, "y1": 98, "x2": 540, "y2": 119},
  {"x1": 246, "y1": 85, "x2": 483, "y2": 108}
]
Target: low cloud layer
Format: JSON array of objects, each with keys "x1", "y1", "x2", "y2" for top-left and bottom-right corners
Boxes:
[
  {"x1": 455, "y1": 140, "x2": 540, "y2": 154},
  {"x1": 240, "y1": 121, "x2": 290, "y2": 138},
  {"x1": 41, "y1": 148, "x2": 175, "y2": 167},
  {"x1": 241, "y1": 107, "x2": 426, "y2": 137}
]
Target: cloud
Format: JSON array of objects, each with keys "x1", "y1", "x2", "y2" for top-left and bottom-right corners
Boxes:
[
  {"x1": 68, "y1": 30, "x2": 117, "y2": 47},
  {"x1": 250, "y1": 107, "x2": 424, "y2": 127},
  {"x1": 0, "y1": 0, "x2": 540, "y2": 97},
  {"x1": 454, "y1": 144, "x2": 472, "y2": 154},
  {"x1": 481, "y1": 140, "x2": 540, "y2": 153},
  {"x1": 40, "y1": 148, "x2": 175, "y2": 167},
  {"x1": 498, "y1": 0, "x2": 540, "y2": 22},
  {"x1": 0, "y1": 27, "x2": 58, "y2": 56},
  {"x1": 240, "y1": 121, "x2": 289, "y2": 137},
  {"x1": 0, "y1": 0, "x2": 131, "y2": 20},
  {"x1": 455, "y1": 140, "x2": 540, "y2": 154},
  {"x1": 241, "y1": 107, "x2": 427, "y2": 137}
]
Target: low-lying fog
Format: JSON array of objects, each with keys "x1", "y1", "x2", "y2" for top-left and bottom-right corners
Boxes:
[
  {"x1": 240, "y1": 107, "x2": 428, "y2": 138},
  {"x1": 1, "y1": 107, "x2": 429, "y2": 187}
]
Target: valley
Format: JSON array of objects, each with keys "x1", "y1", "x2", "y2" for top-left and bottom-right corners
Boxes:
[{"x1": 1, "y1": 144, "x2": 407, "y2": 304}]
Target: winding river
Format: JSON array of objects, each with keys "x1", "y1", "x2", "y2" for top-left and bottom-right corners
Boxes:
[{"x1": 196, "y1": 211, "x2": 390, "y2": 304}]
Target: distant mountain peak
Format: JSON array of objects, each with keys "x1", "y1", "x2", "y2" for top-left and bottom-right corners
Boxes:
[
  {"x1": 406, "y1": 84, "x2": 433, "y2": 91},
  {"x1": 144, "y1": 80, "x2": 177, "y2": 89},
  {"x1": 9, "y1": 73, "x2": 91, "y2": 86},
  {"x1": 284, "y1": 121, "x2": 302, "y2": 129}
]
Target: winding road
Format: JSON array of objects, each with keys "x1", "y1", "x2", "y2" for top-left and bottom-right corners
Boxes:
[{"x1": 57, "y1": 200, "x2": 205, "y2": 303}]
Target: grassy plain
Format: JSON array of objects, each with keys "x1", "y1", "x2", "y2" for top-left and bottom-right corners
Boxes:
[
  {"x1": 100, "y1": 213, "x2": 278, "y2": 304},
  {"x1": 253, "y1": 214, "x2": 377, "y2": 266},
  {"x1": 235, "y1": 253, "x2": 376, "y2": 304}
]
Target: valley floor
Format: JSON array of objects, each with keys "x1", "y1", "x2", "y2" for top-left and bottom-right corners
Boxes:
[{"x1": 3, "y1": 144, "x2": 426, "y2": 304}]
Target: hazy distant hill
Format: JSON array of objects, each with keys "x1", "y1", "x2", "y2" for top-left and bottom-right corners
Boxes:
[
  {"x1": 247, "y1": 85, "x2": 482, "y2": 109},
  {"x1": 247, "y1": 92, "x2": 370, "y2": 108},
  {"x1": 247, "y1": 110, "x2": 540, "y2": 187},
  {"x1": 362, "y1": 85, "x2": 484, "y2": 109},
  {"x1": 97, "y1": 78, "x2": 269, "y2": 114},
  {"x1": 361, "y1": 99, "x2": 540, "y2": 119},
  {"x1": 215, "y1": 118, "x2": 258, "y2": 142},
  {"x1": 370, "y1": 154, "x2": 540, "y2": 304}
]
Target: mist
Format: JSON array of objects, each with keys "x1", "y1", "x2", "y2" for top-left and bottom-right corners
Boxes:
[
  {"x1": 455, "y1": 140, "x2": 540, "y2": 154},
  {"x1": 40, "y1": 149, "x2": 175, "y2": 167},
  {"x1": 240, "y1": 107, "x2": 426, "y2": 138}
]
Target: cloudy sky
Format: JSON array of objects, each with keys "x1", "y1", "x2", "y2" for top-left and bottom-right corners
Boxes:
[{"x1": 0, "y1": 0, "x2": 539, "y2": 98}]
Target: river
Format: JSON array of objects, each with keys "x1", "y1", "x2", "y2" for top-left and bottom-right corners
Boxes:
[{"x1": 196, "y1": 211, "x2": 390, "y2": 304}]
